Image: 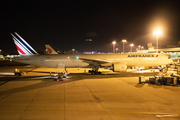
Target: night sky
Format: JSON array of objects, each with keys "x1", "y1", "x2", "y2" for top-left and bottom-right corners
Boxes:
[{"x1": 1, "y1": 0, "x2": 180, "y2": 54}]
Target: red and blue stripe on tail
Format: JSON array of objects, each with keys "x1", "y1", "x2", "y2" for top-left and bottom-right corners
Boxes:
[{"x1": 11, "y1": 32, "x2": 38, "y2": 55}]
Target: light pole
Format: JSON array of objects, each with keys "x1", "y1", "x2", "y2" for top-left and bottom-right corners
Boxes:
[
  {"x1": 122, "y1": 39, "x2": 126, "y2": 53},
  {"x1": 72, "y1": 49, "x2": 75, "y2": 54},
  {"x1": 141, "y1": 46, "x2": 144, "y2": 50},
  {"x1": 138, "y1": 45, "x2": 141, "y2": 50},
  {"x1": 129, "y1": 44, "x2": 134, "y2": 52},
  {"x1": 116, "y1": 48, "x2": 118, "y2": 53},
  {"x1": 112, "y1": 41, "x2": 116, "y2": 53},
  {"x1": 154, "y1": 29, "x2": 162, "y2": 53}
]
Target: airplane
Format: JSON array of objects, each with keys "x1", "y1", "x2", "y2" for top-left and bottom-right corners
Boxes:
[
  {"x1": 45, "y1": 44, "x2": 58, "y2": 54},
  {"x1": 11, "y1": 32, "x2": 173, "y2": 75}
]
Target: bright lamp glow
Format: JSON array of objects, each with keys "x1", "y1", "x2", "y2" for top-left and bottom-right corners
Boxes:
[
  {"x1": 129, "y1": 44, "x2": 134, "y2": 52},
  {"x1": 112, "y1": 41, "x2": 116, "y2": 44},
  {"x1": 154, "y1": 29, "x2": 162, "y2": 35},
  {"x1": 130, "y1": 44, "x2": 134, "y2": 47},
  {"x1": 122, "y1": 39, "x2": 126, "y2": 42}
]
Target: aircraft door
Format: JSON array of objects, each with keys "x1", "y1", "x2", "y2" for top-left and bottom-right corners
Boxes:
[
  {"x1": 72, "y1": 58, "x2": 76, "y2": 63},
  {"x1": 41, "y1": 57, "x2": 44, "y2": 64},
  {"x1": 58, "y1": 63, "x2": 65, "y2": 68},
  {"x1": 155, "y1": 57, "x2": 160, "y2": 63},
  {"x1": 138, "y1": 58, "x2": 145, "y2": 65}
]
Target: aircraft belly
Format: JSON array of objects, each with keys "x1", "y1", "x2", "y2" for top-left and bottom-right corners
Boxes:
[
  {"x1": 65, "y1": 61, "x2": 89, "y2": 68},
  {"x1": 41, "y1": 60, "x2": 89, "y2": 68}
]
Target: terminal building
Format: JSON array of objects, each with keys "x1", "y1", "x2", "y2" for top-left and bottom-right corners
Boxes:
[{"x1": 137, "y1": 42, "x2": 180, "y2": 60}]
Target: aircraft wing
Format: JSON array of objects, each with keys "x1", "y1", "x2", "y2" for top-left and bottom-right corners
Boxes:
[
  {"x1": 78, "y1": 57, "x2": 113, "y2": 66},
  {"x1": 14, "y1": 58, "x2": 31, "y2": 60}
]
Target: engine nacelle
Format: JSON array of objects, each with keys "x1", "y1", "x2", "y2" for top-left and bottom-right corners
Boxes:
[{"x1": 113, "y1": 63, "x2": 127, "y2": 72}]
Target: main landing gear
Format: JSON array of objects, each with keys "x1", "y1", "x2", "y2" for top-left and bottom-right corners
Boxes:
[{"x1": 88, "y1": 66, "x2": 101, "y2": 75}]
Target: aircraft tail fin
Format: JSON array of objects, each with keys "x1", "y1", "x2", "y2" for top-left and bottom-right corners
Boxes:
[
  {"x1": 45, "y1": 44, "x2": 58, "y2": 54},
  {"x1": 11, "y1": 32, "x2": 39, "y2": 55}
]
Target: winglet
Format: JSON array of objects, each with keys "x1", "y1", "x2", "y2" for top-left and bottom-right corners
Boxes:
[{"x1": 11, "y1": 32, "x2": 39, "y2": 55}]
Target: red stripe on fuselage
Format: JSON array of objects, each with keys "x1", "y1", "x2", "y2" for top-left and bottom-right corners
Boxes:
[{"x1": 15, "y1": 44, "x2": 26, "y2": 54}]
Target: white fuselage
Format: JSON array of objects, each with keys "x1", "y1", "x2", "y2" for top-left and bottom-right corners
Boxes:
[{"x1": 13, "y1": 53, "x2": 173, "y2": 68}]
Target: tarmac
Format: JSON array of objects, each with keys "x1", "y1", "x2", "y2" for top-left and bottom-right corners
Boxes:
[{"x1": 0, "y1": 61, "x2": 180, "y2": 120}]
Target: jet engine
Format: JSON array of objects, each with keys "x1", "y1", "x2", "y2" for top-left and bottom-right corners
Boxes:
[{"x1": 113, "y1": 63, "x2": 127, "y2": 72}]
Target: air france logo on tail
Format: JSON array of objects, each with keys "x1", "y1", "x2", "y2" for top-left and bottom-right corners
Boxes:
[
  {"x1": 11, "y1": 32, "x2": 38, "y2": 55},
  {"x1": 47, "y1": 48, "x2": 52, "y2": 54}
]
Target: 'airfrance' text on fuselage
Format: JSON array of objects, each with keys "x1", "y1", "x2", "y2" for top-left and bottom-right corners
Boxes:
[{"x1": 128, "y1": 55, "x2": 157, "y2": 57}]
